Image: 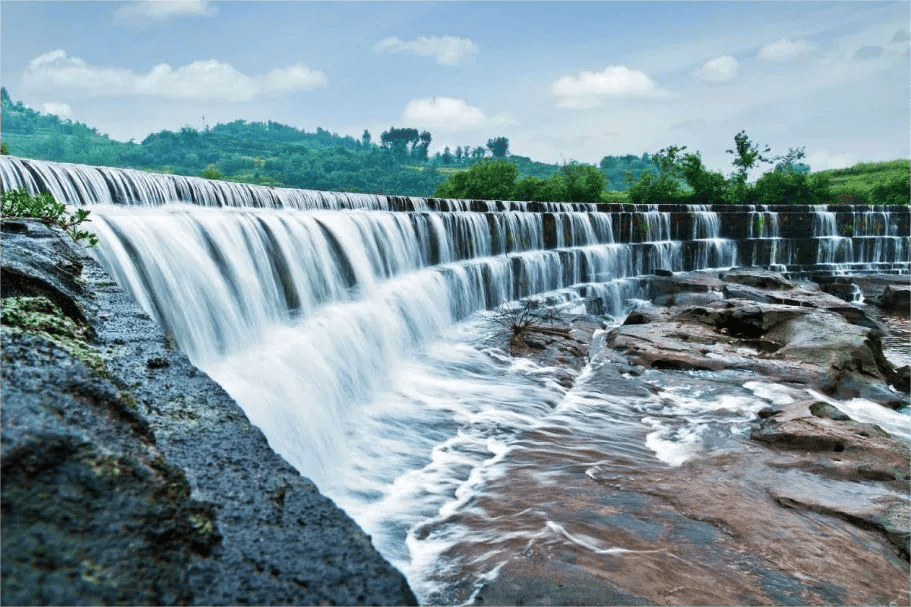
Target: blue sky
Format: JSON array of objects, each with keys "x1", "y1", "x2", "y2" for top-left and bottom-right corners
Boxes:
[{"x1": 2, "y1": 1, "x2": 908, "y2": 171}]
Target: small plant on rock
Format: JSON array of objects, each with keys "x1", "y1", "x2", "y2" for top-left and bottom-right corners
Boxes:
[{"x1": 1, "y1": 188, "x2": 99, "y2": 246}]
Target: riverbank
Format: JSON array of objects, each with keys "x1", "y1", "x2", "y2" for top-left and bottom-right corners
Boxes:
[{"x1": 0, "y1": 219, "x2": 416, "y2": 605}]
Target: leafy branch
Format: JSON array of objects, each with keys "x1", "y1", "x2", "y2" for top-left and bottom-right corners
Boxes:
[{"x1": 1, "y1": 188, "x2": 99, "y2": 246}]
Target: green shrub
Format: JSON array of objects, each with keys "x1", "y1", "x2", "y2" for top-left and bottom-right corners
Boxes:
[
  {"x1": 1, "y1": 188, "x2": 98, "y2": 246},
  {"x1": 869, "y1": 173, "x2": 911, "y2": 206},
  {"x1": 200, "y1": 164, "x2": 224, "y2": 180}
]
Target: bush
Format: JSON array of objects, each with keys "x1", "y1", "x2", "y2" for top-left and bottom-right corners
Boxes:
[
  {"x1": 200, "y1": 164, "x2": 224, "y2": 180},
  {"x1": 870, "y1": 173, "x2": 911, "y2": 206},
  {"x1": 1, "y1": 188, "x2": 98, "y2": 246},
  {"x1": 434, "y1": 159, "x2": 518, "y2": 200}
]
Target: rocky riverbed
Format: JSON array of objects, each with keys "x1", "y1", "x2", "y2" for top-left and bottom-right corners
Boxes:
[
  {"x1": 465, "y1": 268, "x2": 909, "y2": 606},
  {"x1": 0, "y1": 220, "x2": 416, "y2": 605}
]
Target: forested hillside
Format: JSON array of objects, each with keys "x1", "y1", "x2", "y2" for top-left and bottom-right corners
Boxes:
[
  {"x1": 2, "y1": 87, "x2": 906, "y2": 204},
  {"x1": 1, "y1": 87, "x2": 655, "y2": 196}
]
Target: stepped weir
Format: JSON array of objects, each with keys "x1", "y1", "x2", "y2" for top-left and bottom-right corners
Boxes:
[{"x1": 2, "y1": 156, "x2": 909, "y2": 602}]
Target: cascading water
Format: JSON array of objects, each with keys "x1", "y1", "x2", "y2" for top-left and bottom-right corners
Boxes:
[{"x1": 2, "y1": 156, "x2": 910, "y2": 603}]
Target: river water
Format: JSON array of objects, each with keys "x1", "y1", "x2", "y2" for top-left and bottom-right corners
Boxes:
[
  {"x1": 205, "y1": 302, "x2": 909, "y2": 605},
  {"x1": 78, "y1": 203, "x2": 908, "y2": 605}
]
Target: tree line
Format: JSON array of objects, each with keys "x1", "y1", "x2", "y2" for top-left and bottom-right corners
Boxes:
[
  {"x1": 0, "y1": 87, "x2": 657, "y2": 196},
  {"x1": 1, "y1": 87, "x2": 906, "y2": 205},
  {"x1": 622, "y1": 131, "x2": 908, "y2": 206}
]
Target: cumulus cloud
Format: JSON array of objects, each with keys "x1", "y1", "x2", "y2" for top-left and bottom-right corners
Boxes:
[
  {"x1": 42, "y1": 102, "x2": 74, "y2": 120},
  {"x1": 401, "y1": 97, "x2": 514, "y2": 131},
  {"x1": 374, "y1": 35, "x2": 478, "y2": 66},
  {"x1": 692, "y1": 55, "x2": 739, "y2": 83},
  {"x1": 22, "y1": 50, "x2": 327, "y2": 102},
  {"x1": 853, "y1": 45, "x2": 884, "y2": 61},
  {"x1": 757, "y1": 38, "x2": 812, "y2": 62},
  {"x1": 552, "y1": 65, "x2": 670, "y2": 109},
  {"x1": 113, "y1": 0, "x2": 217, "y2": 26}
]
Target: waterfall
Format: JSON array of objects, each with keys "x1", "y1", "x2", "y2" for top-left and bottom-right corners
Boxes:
[{"x1": 3, "y1": 156, "x2": 910, "y2": 601}]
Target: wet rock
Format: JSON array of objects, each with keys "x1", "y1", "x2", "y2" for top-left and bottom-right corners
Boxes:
[
  {"x1": 751, "y1": 400, "x2": 910, "y2": 482},
  {"x1": 719, "y1": 268, "x2": 794, "y2": 290},
  {"x1": 768, "y1": 485, "x2": 910, "y2": 560},
  {"x1": 889, "y1": 365, "x2": 910, "y2": 393},
  {"x1": 809, "y1": 401, "x2": 851, "y2": 421},
  {"x1": 758, "y1": 406, "x2": 784, "y2": 419},
  {"x1": 880, "y1": 284, "x2": 911, "y2": 311},
  {"x1": 610, "y1": 271, "x2": 905, "y2": 407},
  {"x1": 1, "y1": 220, "x2": 417, "y2": 606}
]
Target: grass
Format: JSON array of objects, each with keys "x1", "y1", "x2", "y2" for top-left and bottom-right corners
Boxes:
[{"x1": 816, "y1": 159, "x2": 910, "y2": 205}]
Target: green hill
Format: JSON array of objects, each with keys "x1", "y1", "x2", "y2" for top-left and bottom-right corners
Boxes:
[
  {"x1": 1, "y1": 86, "x2": 906, "y2": 204},
  {"x1": 819, "y1": 159, "x2": 910, "y2": 205}
]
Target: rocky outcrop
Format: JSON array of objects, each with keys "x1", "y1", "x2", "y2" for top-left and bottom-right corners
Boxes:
[
  {"x1": 607, "y1": 270, "x2": 908, "y2": 408},
  {"x1": 1, "y1": 221, "x2": 417, "y2": 605},
  {"x1": 751, "y1": 400, "x2": 909, "y2": 482},
  {"x1": 880, "y1": 283, "x2": 911, "y2": 311}
]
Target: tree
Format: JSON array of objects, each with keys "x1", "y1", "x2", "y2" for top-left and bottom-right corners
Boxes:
[
  {"x1": 0, "y1": 141, "x2": 8, "y2": 155},
  {"x1": 361, "y1": 129, "x2": 372, "y2": 147},
  {"x1": 434, "y1": 159, "x2": 518, "y2": 200},
  {"x1": 414, "y1": 130, "x2": 432, "y2": 161},
  {"x1": 560, "y1": 161, "x2": 605, "y2": 202},
  {"x1": 441, "y1": 146, "x2": 453, "y2": 165},
  {"x1": 380, "y1": 127, "x2": 419, "y2": 162},
  {"x1": 472, "y1": 146, "x2": 486, "y2": 160},
  {"x1": 487, "y1": 136, "x2": 510, "y2": 158},
  {"x1": 773, "y1": 146, "x2": 807, "y2": 174},
  {"x1": 201, "y1": 164, "x2": 224, "y2": 180},
  {"x1": 726, "y1": 130, "x2": 771, "y2": 180},
  {"x1": 676, "y1": 152, "x2": 726, "y2": 204},
  {"x1": 625, "y1": 146, "x2": 686, "y2": 204},
  {"x1": 454, "y1": 146, "x2": 464, "y2": 164}
]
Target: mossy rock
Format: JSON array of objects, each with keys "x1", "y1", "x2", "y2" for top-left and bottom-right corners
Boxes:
[
  {"x1": 808, "y1": 401, "x2": 851, "y2": 421},
  {"x1": 1, "y1": 295, "x2": 105, "y2": 375}
]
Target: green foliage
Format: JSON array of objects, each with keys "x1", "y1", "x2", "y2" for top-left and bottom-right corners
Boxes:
[
  {"x1": 486, "y1": 136, "x2": 510, "y2": 158},
  {"x1": 677, "y1": 153, "x2": 727, "y2": 204},
  {"x1": 726, "y1": 130, "x2": 771, "y2": 179},
  {"x1": 621, "y1": 131, "x2": 902, "y2": 206},
  {"x1": 1, "y1": 188, "x2": 98, "y2": 246},
  {"x1": 560, "y1": 162, "x2": 605, "y2": 202},
  {"x1": 817, "y1": 159, "x2": 909, "y2": 206},
  {"x1": 1, "y1": 86, "x2": 905, "y2": 204},
  {"x1": 1, "y1": 140, "x2": 8, "y2": 155},
  {"x1": 869, "y1": 173, "x2": 911, "y2": 206},
  {"x1": 434, "y1": 159, "x2": 607, "y2": 203},
  {"x1": 434, "y1": 159, "x2": 518, "y2": 200},
  {"x1": 625, "y1": 146, "x2": 688, "y2": 204},
  {"x1": 200, "y1": 164, "x2": 224, "y2": 180}
]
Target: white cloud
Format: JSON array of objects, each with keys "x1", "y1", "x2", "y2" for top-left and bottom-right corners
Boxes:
[
  {"x1": 693, "y1": 55, "x2": 739, "y2": 83},
  {"x1": 552, "y1": 66, "x2": 671, "y2": 109},
  {"x1": 42, "y1": 102, "x2": 73, "y2": 120},
  {"x1": 806, "y1": 150, "x2": 856, "y2": 171},
  {"x1": 401, "y1": 97, "x2": 515, "y2": 132},
  {"x1": 22, "y1": 50, "x2": 327, "y2": 102},
  {"x1": 757, "y1": 38, "x2": 813, "y2": 62},
  {"x1": 113, "y1": 0, "x2": 217, "y2": 26},
  {"x1": 374, "y1": 35, "x2": 478, "y2": 66}
]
